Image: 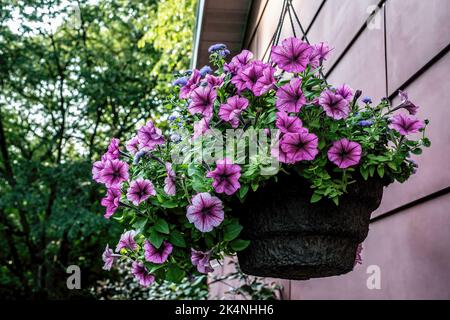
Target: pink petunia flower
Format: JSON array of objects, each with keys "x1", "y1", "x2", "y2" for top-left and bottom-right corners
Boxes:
[
  {"x1": 224, "y1": 50, "x2": 253, "y2": 74},
  {"x1": 276, "y1": 112, "x2": 307, "y2": 134},
  {"x1": 193, "y1": 117, "x2": 210, "y2": 140},
  {"x1": 327, "y1": 138, "x2": 362, "y2": 169},
  {"x1": 179, "y1": 69, "x2": 202, "y2": 99},
  {"x1": 191, "y1": 249, "x2": 214, "y2": 274},
  {"x1": 137, "y1": 120, "x2": 165, "y2": 151},
  {"x1": 102, "y1": 244, "x2": 120, "y2": 271},
  {"x1": 238, "y1": 60, "x2": 275, "y2": 96},
  {"x1": 397, "y1": 90, "x2": 419, "y2": 115},
  {"x1": 252, "y1": 66, "x2": 276, "y2": 96},
  {"x1": 205, "y1": 74, "x2": 224, "y2": 88},
  {"x1": 116, "y1": 230, "x2": 137, "y2": 252},
  {"x1": 280, "y1": 132, "x2": 319, "y2": 163},
  {"x1": 164, "y1": 162, "x2": 176, "y2": 196},
  {"x1": 219, "y1": 95, "x2": 249, "y2": 128},
  {"x1": 186, "y1": 193, "x2": 224, "y2": 232},
  {"x1": 103, "y1": 138, "x2": 120, "y2": 160},
  {"x1": 101, "y1": 187, "x2": 121, "y2": 219},
  {"x1": 335, "y1": 84, "x2": 354, "y2": 102},
  {"x1": 92, "y1": 160, "x2": 106, "y2": 183},
  {"x1": 188, "y1": 86, "x2": 217, "y2": 118},
  {"x1": 271, "y1": 37, "x2": 313, "y2": 73},
  {"x1": 276, "y1": 78, "x2": 306, "y2": 113},
  {"x1": 100, "y1": 159, "x2": 129, "y2": 187},
  {"x1": 206, "y1": 158, "x2": 241, "y2": 195},
  {"x1": 309, "y1": 42, "x2": 333, "y2": 68},
  {"x1": 389, "y1": 114, "x2": 424, "y2": 136},
  {"x1": 319, "y1": 89, "x2": 350, "y2": 120},
  {"x1": 126, "y1": 136, "x2": 140, "y2": 155},
  {"x1": 126, "y1": 178, "x2": 156, "y2": 206},
  {"x1": 144, "y1": 240, "x2": 173, "y2": 264},
  {"x1": 131, "y1": 261, "x2": 155, "y2": 287}
]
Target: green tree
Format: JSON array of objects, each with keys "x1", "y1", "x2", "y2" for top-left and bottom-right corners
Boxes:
[{"x1": 0, "y1": 0, "x2": 197, "y2": 299}]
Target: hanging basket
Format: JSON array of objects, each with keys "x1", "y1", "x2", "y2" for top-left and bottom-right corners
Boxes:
[{"x1": 235, "y1": 173, "x2": 384, "y2": 280}]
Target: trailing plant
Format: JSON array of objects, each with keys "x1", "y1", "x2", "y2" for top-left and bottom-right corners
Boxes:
[{"x1": 93, "y1": 37, "x2": 429, "y2": 287}]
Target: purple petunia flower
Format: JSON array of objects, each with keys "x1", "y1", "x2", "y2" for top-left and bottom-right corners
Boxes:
[
  {"x1": 99, "y1": 159, "x2": 129, "y2": 187},
  {"x1": 280, "y1": 132, "x2": 319, "y2": 164},
  {"x1": 126, "y1": 136, "x2": 140, "y2": 155},
  {"x1": 116, "y1": 230, "x2": 137, "y2": 252},
  {"x1": 205, "y1": 74, "x2": 224, "y2": 88},
  {"x1": 102, "y1": 244, "x2": 119, "y2": 271},
  {"x1": 92, "y1": 160, "x2": 106, "y2": 183},
  {"x1": 275, "y1": 112, "x2": 307, "y2": 134},
  {"x1": 164, "y1": 162, "x2": 176, "y2": 196},
  {"x1": 126, "y1": 178, "x2": 156, "y2": 206},
  {"x1": 101, "y1": 187, "x2": 121, "y2": 219},
  {"x1": 309, "y1": 42, "x2": 333, "y2": 68},
  {"x1": 397, "y1": 90, "x2": 419, "y2": 115},
  {"x1": 206, "y1": 158, "x2": 241, "y2": 195},
  {"x1": 276, "y1": 78, "x2": 306, "y2": 113},
  {"x1": 103, "y1": 138, "x2": 120, "y2": 160},
  {"x1": 219, "y1": 95, "x2": 249, "y2": 128},
  {"x1": 328, "y1": 138, "x2": 362, "y2": 169},
  {"x1": 193, "y1": 118, "x2": 210, "y2": 140},
  {"x1": 186, "y1": 193, "x2": 224, "y2": 232},
  {"x1": 199, "y1": 65, "x2": 213, "y2": 77},
  {"x1": 131, "y1": 261, "x2": 155, "y2": 287},
  {"x1": 179, "y1": 69, "x2": 202, "y2": 99},
  {"x1": 319, "y1": 89, "x2": 350, "y2": 120},
  {"x1": 253, "y1": 66, "x2": 276, "y2": 96},
  {"x1": 191, "y1": 249, "x2": 214, "y2": 274},
  {"x1": 144, "y1": 240, "x2": 173, "y2": 264},
  {"x1": 271, "y1": 37, "x2": 313, "y2": 73},
  {"x1": 335, "y1": 84, "x2": 354, "y2": 102},
  {"x1": 238, "y1": 61, "x2": 275, "y2": 96},
  {"x1": 224, "y1": 50, "x2": 253, "y2": 74},
  {"x1": 188, "y1": 86, "x2": 217, "y2": 119},
  {"x1": 354, "y1": 243, "x2": 363, "y2": 266},
  {"x1": 389, "y1": 114, "x2": 424, "y2": 136},
  {"x1": 208, "y1": 43, "x2": 227, "y2": 53},
  {"x1": 137, "y1": 120, "x2": 165, "y2": 151}
]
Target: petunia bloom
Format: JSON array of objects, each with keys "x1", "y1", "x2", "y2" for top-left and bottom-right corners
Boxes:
[
  {"x1": 126, "y1": 136, "x2": 140, "y2": 155},
  {"x1": 144, "y1": 240, "x2": 173, "y2": 264},
  {"x1": 327, "y1": 138, "x2": 362, "y2": 169},
  {"x1": 276, "y1": 78, "x2": 306, "y2": 113},
  {"x1": 280, "y1": 132, "x2": 319, "y2": 163},
  {"x1": 186, "y1": 193, "x2": 224, "y2": 232},
  {"x1": 164, "y1": 162, "x2": 176, "y2": 196},
  {"x1": 137, "y1": 120, "x2": 165, "y2": 151},
  {"x1": 319, "y1": 89, "x2": 350, "y2": 120},
  {"x1": 354, "y1": 243, "x2": 363, "y2": 266},
  {"x1": 100, "y1": 159, "x2": 129, "y2": 187},
  {"x1": 219, "y1": 95, "x2": 249, "y2": 128},
  {"x1": 131, "y1": 261, "x2": 155, "y2": 287},
  {"x1": 193, "y1": 118, "x2": 210, "y2": 140},
  {"x1": 101, "y1": 187, "x2": 121, "y2": 219},
  {"x1": 335, "y1": 84, "x2": 354, "y2": 102},
  {"x1": 126, "y1": 178, "x2": 156, "y2": 206},
  {"x1": 188, "y1": 86, "x2": 217, "y2": 119},
  {"x1": 397, "y1": 90, "x2": 419, "y2": 115},
  {"x1": 206, "y1": 158, "x2": 241, "y2": 195},
  {"x1": 102, "y1": 244, "x2": 119, "y2": 271},
  {"x1": 271, "y1": 37, "x2": 313, "y2": 73},
  {"x1": 92, "y1": 160, "x2": 106, "y2": 183},
  {"x1": 224, "y1": 49, "x2": 253, "y2": 74},
  {"x1": 191, "y1": 249, "x2": 214, "y2": 274},
  {"x1": 205, "y1": 74, "x2": 224, "y2": 88},
  {"x1": 276, "y1": 112, "x2": 307, "y2": 134},
  {"x1": 309, "y1": 42, "x2": 333, "y2": 68},
  {"x1": 252, "y1": 66, "x2": 276, "y2": 96},
  {"x1": 116, "y1": 230, "x2": 137, "y2": 252},
  {"x1": 104, "y1": 138, "x2": 120, "y2": 160},
  {"x1": 238, "y1": 61, "x2": 275, "y2": 96},
  {"x1": 179, "y1": 69, "x2": 202, "y2": 99},
  {"x1": 389, "y1": 114, "x2": 424, "y2": 136}
]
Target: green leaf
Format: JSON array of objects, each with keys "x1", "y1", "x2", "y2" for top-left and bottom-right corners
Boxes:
[
  {"x1": 132, "y1": 217, "x2": 148, "y2": 232},
  {"x1": 238, "y1": 184, "x2": 249, "y2": 200},
  {"x1": 369, "y1": 165, "x2": 376, "y2": 177},
  {"x1": 387, "y1": 162, "x2": 397, "y2": 171},
  {"x1": 422, "y1": 138, "x2": 431, "y2": 148},
  {"x1": 165, "y1": 265, "x2": 185, "y2": 283},
  {"x1": 360, "y1": 166, "x2": 369, "y2": 181},
  {"x1": 332, "y1": 196, "x2": 339, "y2": 206},
  {"x1": 230, "y1": 239, "x2": 251, "y2": 251},
  {"x1": 377, "y1": 165, "x2": 385, "y2": 178},
  {"x1": 251, "y1": 181, "x2": 259, "y2": 192},
  {"x1": 169, "y1": 230, "x2": 187, "y2": 248},
  {"x1": 411, "y1": 148, "x2": 423, "y2": 155},
  {"x1": 223, "y1": 221, "x2": 244, "y2": 241},
  {"x1": 153, "y1": 218, "x2": 170, "y2": 234},
  {"x1": 149, "y1": 228, "x2": 165, "y2": 249},
  {"x1": 310, "y1": 192, "x2": 323, "y2": 203}
]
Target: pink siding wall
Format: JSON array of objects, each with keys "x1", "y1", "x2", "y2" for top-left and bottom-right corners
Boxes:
[{"x1": 210, "y1": 0, "x2": 450, "y2": 300}]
